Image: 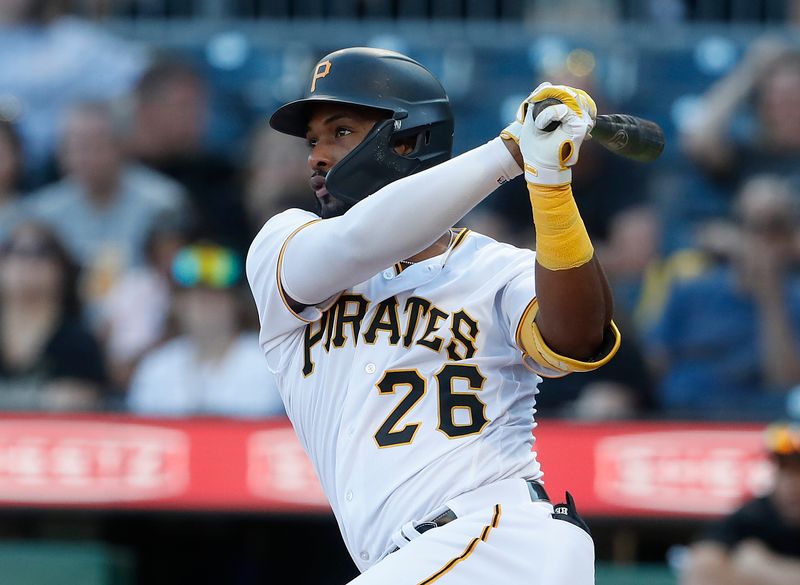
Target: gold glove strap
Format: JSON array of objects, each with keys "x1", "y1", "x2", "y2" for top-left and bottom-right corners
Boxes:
[
  {"x1": 516, "y1": 298, "x2": 621, "y2": 374},
  {"x1": 529, "y1": 183, "x2": 594, "y2": 271}
]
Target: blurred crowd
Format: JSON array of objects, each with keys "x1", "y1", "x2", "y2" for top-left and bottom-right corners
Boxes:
[
  {"x1": 679, "y1": 421, "x2": 800, "y2": 585},
  {"x1": 0, "y1": 0, "x2": 799, "y2": 423}
]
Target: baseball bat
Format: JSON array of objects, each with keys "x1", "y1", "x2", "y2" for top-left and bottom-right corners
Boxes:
[{"x1": 532, "y1": 98, "x2": 665, "y2": 163}]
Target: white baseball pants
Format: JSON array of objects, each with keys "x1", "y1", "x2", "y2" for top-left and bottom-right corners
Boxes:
[{"x1": 348, "y1": 479, "x2": 595, "y2": 585}]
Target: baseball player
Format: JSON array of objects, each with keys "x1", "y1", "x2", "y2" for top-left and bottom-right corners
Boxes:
[{"x1": 247, "y1": 47, "x2": 620, "y2": 584}]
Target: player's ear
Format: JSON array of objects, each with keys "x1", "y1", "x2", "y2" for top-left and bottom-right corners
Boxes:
[{"x1": 392, "y1": 136, "x2": 417, "y2": 156}]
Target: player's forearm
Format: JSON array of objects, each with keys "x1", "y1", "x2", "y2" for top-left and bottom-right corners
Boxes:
[
  {"x1": 282, "y1": 137, "x2": 520, "y2": 305},
  {"x1": 526, "y1": 181, "x2": 612, "y2": 359}
]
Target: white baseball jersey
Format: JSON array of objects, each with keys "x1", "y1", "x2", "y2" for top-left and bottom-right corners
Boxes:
[{"x1": 247, "y1": 208, "x2": 577, "y2": 572}]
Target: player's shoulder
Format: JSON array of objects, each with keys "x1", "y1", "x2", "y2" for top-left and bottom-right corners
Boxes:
[
  {"x1": 254, "y1": 208, "x2": 319, "y2": 241},
  {"x1": 246, "y1": 208, "x2": 319, "y2": 270}
]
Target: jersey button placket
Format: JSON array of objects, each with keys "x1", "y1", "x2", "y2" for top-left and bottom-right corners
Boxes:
[{"x1": 365, "y1": 363, "x2": 376, "y2": 374}]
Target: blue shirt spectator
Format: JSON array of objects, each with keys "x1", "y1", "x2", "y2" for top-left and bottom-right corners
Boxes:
[
  {"x1": 647, "y1": 176, "x2": 800, "y2": 418},
  {"x1": 649, "y1": 266, "x2": 800, "y2": 415},
  {"x1": 0, "y1": 119, "x2": 26, "y2": 242}
]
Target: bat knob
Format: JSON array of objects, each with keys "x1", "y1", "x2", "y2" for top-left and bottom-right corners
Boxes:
[{"x1": 531, "y1": 97, "x2": 562, "y2": 132}]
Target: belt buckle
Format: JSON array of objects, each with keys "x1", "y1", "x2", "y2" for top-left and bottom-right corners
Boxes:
[
  {"x1": 526, "y1": 480, "x2": 550, "y2": 503},
  {"x1": 385, "y1": 506, "x2": 457, "y2": 557},
  {"x1": 414, "y1": 521, "x2": 438, "y2": 534}
]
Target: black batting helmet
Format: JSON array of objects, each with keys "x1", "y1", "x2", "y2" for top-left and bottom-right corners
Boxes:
[{"x1": 270, "y1": 47, "x2": 454, "y2": 206}]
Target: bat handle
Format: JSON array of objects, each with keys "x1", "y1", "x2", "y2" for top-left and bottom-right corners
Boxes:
[
  {"x1": 589, "y1": 113, "x2": 665, "y2": 161},
  {"x1": 530, "y1": 98, "x2": 665, "y2": 162},
  {"x1": 530, "y1": 98, "x2": 565, "y2": 132}
]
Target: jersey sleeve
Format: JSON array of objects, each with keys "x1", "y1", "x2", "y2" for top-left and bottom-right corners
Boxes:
[
  {"x1": 246, "y1": 209, "x2": 329, "y2": 366},
  {"x1": 500, "y1": 250, "x2": 620, "y2": 378}
]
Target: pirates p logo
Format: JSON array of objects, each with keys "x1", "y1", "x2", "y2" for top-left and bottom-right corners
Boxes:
[{"x1": 310, "y1": 60, "x2": 332, "y2": 93}]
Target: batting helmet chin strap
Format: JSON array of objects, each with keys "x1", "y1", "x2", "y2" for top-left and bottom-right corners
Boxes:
[{"x1": 325, "y1": 118, "x2": 422, "y2": 207}]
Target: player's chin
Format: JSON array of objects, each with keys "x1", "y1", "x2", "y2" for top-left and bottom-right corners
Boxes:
[{"x1": 318, "y1": 195, "x2": 352, "y2": 219}]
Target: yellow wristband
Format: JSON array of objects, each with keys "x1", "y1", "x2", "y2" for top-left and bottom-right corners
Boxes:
[{"x1": 529, "y1": 183, "x2": 593, "y2": 270}]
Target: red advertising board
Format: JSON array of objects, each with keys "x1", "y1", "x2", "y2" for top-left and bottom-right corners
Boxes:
[
  {"x1": 532, "y1": 420, "x2": 771, "y2": 518},
  {"x1": 0, "y1": 415, "x2": 773, "y2": 518}
]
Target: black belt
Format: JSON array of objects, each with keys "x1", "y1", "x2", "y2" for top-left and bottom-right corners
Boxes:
[{"x1": 389, "y1": 480, "x2": 549, "y2": 554}]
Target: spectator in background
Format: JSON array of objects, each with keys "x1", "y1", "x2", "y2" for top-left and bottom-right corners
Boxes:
[
  {"x1": 0, "y1": 0, "x2": 146, "y2": 184},
  {"x1": 646, "y1": 175, "x2": 800, "y2": 418},
  {"x1": 598, "y1": 205, "x2": 709, "y2": 335},
  {"x1": 600, "y1": 206, "x2": 663, "y2": 323},
  {"x1": 0, "y1": 221, "x2": 107, "y2": 411},
  {"x1": 682, "y1": 39, "x2": 800, "y2": 189},
  {"x1": 127, "y1": 58, "x2": 251, "y2": 253},
  {"x1": 99, "y1": 211, "x2": 191, "y2": 391},
  {"x1": 243, "y1": 124, "x2": 315, "y2": 230},
  {"x1": 0, "y1": 119, "x2": 26, "y2": 241},
  {"x1": 127, "y1": 242, "x2": 283, "y2": 418},
  {"x1": 27, "y1": 101, "x2": 187, "y2": 308},
  {"x1": 680, "y1": 421, "x2": 800, "y2": 585}
]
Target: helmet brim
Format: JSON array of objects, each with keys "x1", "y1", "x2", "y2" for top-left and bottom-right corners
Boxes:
[{"x1": 270, "y1": 96, "x2": 395, "y2": 138}]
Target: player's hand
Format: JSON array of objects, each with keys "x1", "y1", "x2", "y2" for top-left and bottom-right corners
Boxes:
[
  {"x1": 499, "y1": 82, "x2": 595, "y2": 147},
  {"x1": 513, "y1": 82, "x2": 596, "y2": 186}
]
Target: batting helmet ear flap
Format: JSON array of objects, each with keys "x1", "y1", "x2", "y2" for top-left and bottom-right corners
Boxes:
[{"x1": 325, "y1": 117, "x2": 422, "y2": 206}]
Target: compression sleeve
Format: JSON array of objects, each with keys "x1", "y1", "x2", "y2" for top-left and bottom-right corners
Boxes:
[{"x1": 281, "y1": 137, "x2": 522, "y2": 305}]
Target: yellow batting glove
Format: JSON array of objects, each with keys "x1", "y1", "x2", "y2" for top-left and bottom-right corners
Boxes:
[
  {"x1": 520, "y1": 82, "x2": 596, "y2": 186},
  {"x1": 499, "y1": 82, "x2": 596, "y2": 148},
  {"x1": 519, "y1": 83, "x2": 597, "y2": 270}
]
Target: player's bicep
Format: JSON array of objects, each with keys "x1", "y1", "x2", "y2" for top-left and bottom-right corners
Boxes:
[
  {"x1": 279, "y1": 210, "x2": 380, "y2": 307},
  {"x1": 500, "y1": 263, "x2": 562, "y2": 378},
  {"x1": 277, "y1": 220, "x2": 345, "y2": 315},
  {"x1": 501, "y1": 265, "x2": 620, "y2": 377},
  {"x1": 246, "y1": 210, "x2": 327, "y2": 353},
  {"x1": 515, "y1": 297, "x2": 621, "y2": 376},
  {"x1": 275, "y1": 219, "x2": 325, "y2": 317}
]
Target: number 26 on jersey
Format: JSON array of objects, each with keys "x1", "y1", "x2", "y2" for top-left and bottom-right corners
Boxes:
[{"x1": 374, "y1": 363, "x2": 488, "y2": 448}]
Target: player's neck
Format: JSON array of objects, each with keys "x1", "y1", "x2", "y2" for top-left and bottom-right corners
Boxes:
[{"x1": 402, "y1": 229, "x2": 454, "y2": 264}]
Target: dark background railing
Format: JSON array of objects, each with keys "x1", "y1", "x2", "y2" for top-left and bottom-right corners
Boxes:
[{"x1": 77, "y1": 0, "x2": 796, "y2": 22}]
